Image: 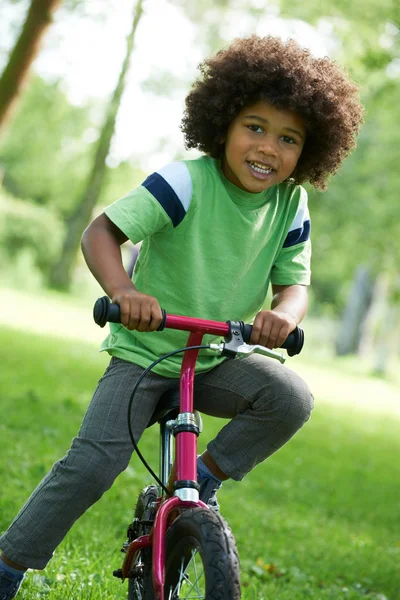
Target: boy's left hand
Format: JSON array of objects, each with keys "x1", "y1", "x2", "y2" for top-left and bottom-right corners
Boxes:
[{"x1": 250, "y1": 310, "x2": 297, "y2": 349}]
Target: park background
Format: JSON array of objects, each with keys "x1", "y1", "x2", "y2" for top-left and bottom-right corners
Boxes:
[{"x1": 0, "y1": 0, "x2": 399, "y2": 598}]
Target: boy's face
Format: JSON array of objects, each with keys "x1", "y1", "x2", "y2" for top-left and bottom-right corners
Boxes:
[{"x1": 221, "y1": 100, "x2": 306, "y2": 193}]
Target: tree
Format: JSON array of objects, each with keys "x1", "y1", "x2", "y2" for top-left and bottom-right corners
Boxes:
[
  {"x1": 0, "y1": 75, "x2": 94, "y2": 211},
  {"x1": 48, "y1": 0, "x2": 144, "y2": 290},
  {"x1": 0, "y1": 0, "x2": 62, "y2": 137},
  {"x1": 278, "y1": 0, "x2": 399, "y2": 30}
]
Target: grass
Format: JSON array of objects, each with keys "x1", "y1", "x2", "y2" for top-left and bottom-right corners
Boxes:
[{"x1": 0, "y1": 296, "x2": 399, "y2": 599}]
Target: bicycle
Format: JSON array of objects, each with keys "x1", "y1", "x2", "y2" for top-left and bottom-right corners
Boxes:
[{"x1": 93, "y1": 296, "x2": 304, "y2": 600}]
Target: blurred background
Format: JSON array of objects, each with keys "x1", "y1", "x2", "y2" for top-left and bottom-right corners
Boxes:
[{"x1": 0, "y1": 0, "x2": 399, "y2": 379}]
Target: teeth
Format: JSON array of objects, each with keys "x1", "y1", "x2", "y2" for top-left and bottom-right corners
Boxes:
[{"x1": 249, "y1": 161, "x2": 273, "y2": 174}]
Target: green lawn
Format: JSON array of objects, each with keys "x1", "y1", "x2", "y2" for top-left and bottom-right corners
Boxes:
[{"x1": 1, "y1": 324, "x2": 399, "y2": 600}]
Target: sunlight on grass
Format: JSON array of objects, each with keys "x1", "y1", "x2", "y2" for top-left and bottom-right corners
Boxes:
[{"x1": 0, "y1": 285, "x2": 104, "y2": 345}]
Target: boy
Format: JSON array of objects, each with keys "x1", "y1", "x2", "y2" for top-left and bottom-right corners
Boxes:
[{"x1": 0, "y1": 35, "x2": 364, "y2": 598}]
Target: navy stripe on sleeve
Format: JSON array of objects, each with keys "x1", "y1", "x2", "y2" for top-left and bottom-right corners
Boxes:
[
  {"x1": 283, "y1": 220, "x2": 311, "y2": 248},
  {"x1": 142, "y1": 172, "x2": 186, "y2": 227}
]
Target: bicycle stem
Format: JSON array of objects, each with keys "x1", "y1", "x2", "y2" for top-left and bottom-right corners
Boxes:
[{"x1": 175, "y1": 331, "x2": 202, "y2": 497}]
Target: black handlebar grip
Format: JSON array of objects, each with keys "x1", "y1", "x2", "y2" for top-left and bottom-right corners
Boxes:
[
  {"x1": 93, "y1": 296, "x2": 167, "y2": 330},
  {"x1": 241, "y1": 323, "x2": 253, "y2": 343},
  {"x1": 93, "y1": 296, "x2": 120, "y2": 327},
  {"x1": 240, "y1": 322, "x2": 304, "y2": 356},
  {"x1": 281, "y1": 327, "x2": 304, "y2": 356}
]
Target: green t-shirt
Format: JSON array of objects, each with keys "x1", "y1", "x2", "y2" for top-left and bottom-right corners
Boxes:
[{"x1": 101, "y1": 155, "x2": 311, "y2": 376}]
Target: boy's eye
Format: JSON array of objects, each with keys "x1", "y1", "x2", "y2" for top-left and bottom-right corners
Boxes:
[
  {"x1": 281, "y1": 135, "x2": 296, "y2": 144},
  {"x1": 247, "y1": 124, "x2": 263, "y2": 133}
]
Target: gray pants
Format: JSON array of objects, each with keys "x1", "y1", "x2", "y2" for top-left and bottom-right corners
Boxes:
[{"x1": 0, "y1": 355, "x2": 313, "y2": 569}]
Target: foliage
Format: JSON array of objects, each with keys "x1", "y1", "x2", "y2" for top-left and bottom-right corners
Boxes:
[
  {"x1": 102, "y1": 159, "x2": 146, "y2": 207},
  {"x1": 171, "y1": 0, "x2": 284, "y2": 58},
  {"x1": 0, "y1": 324, "x2": 399, "y2": 599},
  {"x1": 48, "y1": 0, "x2": 146, "y2": 290},
  {"x1": 0, "y1": 75, "x2": 97, "y2": 214},
  {"x1": 279, "y1": 0, "x2": 399, "y2": 31},
  {"x1": 308, "y1": 94, "x2": 400, "y2": 309},
  {"x1": 0, "y1": 74, "x2": 146, "y2": 214},
  {"x1": 0, "y1": 187, "x2": 64, "y2": 275},
  {"x1": 307, "y1": 62, "x2": 400, "y2": 309}
]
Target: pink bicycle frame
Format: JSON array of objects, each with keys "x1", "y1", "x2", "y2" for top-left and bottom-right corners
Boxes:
[{"x1": 122, "y1": 314, "x2": 231, "y2": 600}]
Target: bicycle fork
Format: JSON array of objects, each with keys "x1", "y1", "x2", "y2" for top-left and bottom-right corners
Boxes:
[{"x1": 121, "y1": 426, "x2": 207, "y2": 600}]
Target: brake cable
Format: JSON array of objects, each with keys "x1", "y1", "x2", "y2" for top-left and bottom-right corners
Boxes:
[{"x1": 127, "y1": 345, "x2": 210, "y2": 497}]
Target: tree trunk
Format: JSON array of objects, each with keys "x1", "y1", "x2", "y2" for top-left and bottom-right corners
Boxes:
[
  {"x1": 360, "y1": 272, "x2": 400, "y2": 376},
  {"x1": 48, "y1": 0, "x2": 144, "y2": 290},
  {"x1": 335, "y1": 265, "x2": 375, "y2": 356},
  {"x1": 0, "y1": 0, "x2": 62, "y2": 137}
]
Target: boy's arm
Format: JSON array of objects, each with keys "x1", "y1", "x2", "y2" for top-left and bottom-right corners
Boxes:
[
  {"x1": 250, "y1": 284, "x2": 308, "y2": 349},
  {"x1": 81, "y1": 213, "x2": 162, "y2": 331}
]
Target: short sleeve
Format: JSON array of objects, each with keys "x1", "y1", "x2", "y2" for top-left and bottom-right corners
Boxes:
[
  {"x1": 270, "y1": 239, "x2": 311, "y2": 285},
  {"x1": 104, "y1": 162, "x2": 193, "y2": 244},
  {"x1": 104, "y1": 186, "x2": 172, "y2": 244},
  {"x1": 271, "y1": 188, "x2": 311, "y2": 285}
]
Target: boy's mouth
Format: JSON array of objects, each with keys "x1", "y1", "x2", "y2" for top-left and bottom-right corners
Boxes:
[{"x1": 247, "y1": 160, "x2": 276, "y2": 176}]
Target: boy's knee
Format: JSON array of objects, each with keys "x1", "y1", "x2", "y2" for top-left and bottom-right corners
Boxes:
[
  {"x1": 56, "y1": 441, "x2": 130, "y2": 499},
  {"x1": 255, "y1": 370, "x2": 314, "y2": 426},
  {"x1": 291, "y1": 384, "x2": 314, "y2": 425},
  {"x1": 288, "y1": 373, "x2": 314, "y2": 425}
]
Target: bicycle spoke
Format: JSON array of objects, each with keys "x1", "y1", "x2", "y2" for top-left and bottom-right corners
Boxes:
[
  {"x1": 169, "y1": 549, "x2": 205, "y2": 599},
  {"x1": 191, "y1": 552, "x2": 203, "y2": 594},
  {"x1": 133, "y1": 581, "x2": 143, "y2": 600}
]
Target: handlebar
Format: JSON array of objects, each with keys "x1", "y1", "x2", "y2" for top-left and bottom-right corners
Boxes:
[
  {"x1": 93, "y1": 296, "x2": 304, "y2": 356},
  {"x1": 238, "y1": 322, "x2": 303, "y2": 356}
]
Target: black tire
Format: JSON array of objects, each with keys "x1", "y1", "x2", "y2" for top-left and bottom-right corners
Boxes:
[
  {"x1": 127, "y1": 485, "x2": 158, "y2": 600},
  {"x1": 164, "y1": 507, "x2": 241, "y2": 599}
]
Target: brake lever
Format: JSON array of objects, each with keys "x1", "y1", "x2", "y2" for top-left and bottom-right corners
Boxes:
[{"x1": 209, "y1": 343, "x2": 286, "y2": 364}]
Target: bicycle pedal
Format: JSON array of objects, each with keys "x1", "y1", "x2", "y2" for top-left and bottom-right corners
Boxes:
[{"x1": 113, "y1": 569, "x2": 123, "y2": 579}]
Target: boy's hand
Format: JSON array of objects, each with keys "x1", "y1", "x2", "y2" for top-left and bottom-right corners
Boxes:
[
  {"x1": 112, "y1": 286, "x2": 163, "y2": 332},
  {"x1": 250, "y1": 309, "x2": 297, "y2": 349}
]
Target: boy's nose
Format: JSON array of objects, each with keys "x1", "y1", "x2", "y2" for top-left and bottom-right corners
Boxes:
[{"x1": 257, "y1": 134, "x2": 279, "y2": 156}]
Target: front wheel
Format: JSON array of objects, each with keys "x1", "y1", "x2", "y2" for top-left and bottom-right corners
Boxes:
[{"x1": 164, "y1": 507, "x2": 241, "y2": 600}]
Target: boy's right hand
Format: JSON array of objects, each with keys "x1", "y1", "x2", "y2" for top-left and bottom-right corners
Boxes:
[{"x1": 111, "y1": 286, "x2": 163, "y2": 332}]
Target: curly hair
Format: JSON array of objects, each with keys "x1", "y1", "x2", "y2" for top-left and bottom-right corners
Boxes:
[{"x1": 181, "y1": 36, "x2": 364, "y2": 190}]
